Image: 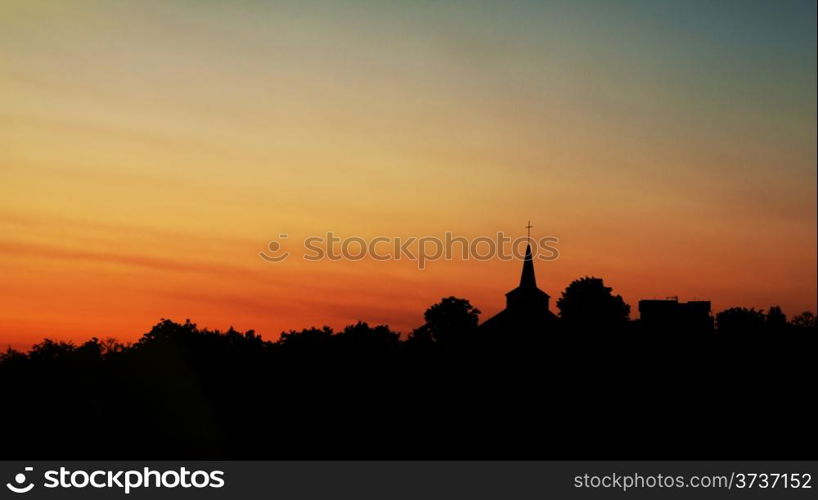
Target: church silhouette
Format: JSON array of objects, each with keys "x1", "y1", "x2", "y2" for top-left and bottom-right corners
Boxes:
[{"x1": 481, "y1": 242, "x2": 558, "y2": 333}]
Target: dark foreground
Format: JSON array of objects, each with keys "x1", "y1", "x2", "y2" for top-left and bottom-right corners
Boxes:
[{"x1": 1, "y1": 319, "x2": 815, "y2": 459}]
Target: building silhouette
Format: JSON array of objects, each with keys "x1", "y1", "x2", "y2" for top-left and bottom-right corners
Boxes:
[
  {"x1": 639, "y1": 297, "x2": 714, "y2": 334},
  {"x1": 480, "y1": 243, "x2": 557, "y2": 333}
]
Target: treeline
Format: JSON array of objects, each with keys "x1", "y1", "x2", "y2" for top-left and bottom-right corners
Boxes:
[{"x1": 0, "y1": 277, "x2": 815, "y2": 459}]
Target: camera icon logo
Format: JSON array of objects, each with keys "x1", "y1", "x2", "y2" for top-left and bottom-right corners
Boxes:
[
  {"x1": 259, "y1": 234, "x2": 290, "y2": 263},
  {"x1": 6, "y1": 467, "x2": 35, "y2": 494}
]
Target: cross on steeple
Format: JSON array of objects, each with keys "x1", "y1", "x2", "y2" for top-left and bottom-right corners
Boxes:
[{"x1": 526, "y1": 220, "x2": 533, "y2": 240}]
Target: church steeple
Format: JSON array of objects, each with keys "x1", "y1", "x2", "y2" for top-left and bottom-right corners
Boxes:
[
  {"x1": 519, "y1": 221, "x2": 537, "y2": 288},
  {"x1": 479, "y1": 220, "x2": 556, "y2": 332},
  {"x1": 519, "y1": 244, "x2": 537, "y2": 288}
]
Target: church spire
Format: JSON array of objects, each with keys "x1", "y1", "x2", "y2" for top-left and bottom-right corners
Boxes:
[
  {"x1": 519, "y1": 244, "x2": 537, "y2": 288},
  {"x1": 519, "y1": 221, "x2": 537, "y2": 288}
]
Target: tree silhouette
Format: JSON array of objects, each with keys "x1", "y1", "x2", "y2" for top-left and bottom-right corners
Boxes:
[
  {"x1": 337, "y1": 321, "x2": 400, "y2": 351},
  {"x1": 556, "y1": 277, "x2": 630, "y2": 332},
  {"x1": 716, "y1": 307, "x2": 766, "y2": 337},
  {"x1": 410, "y1": 296, "x2": 480, "y2": 345},
  {"x1": 766, "y1": 305, "x2": 787, "y2": 330},
  {"x1": 791, "y1": 311, "x2": 817, "y2": 329},
  {"x1": 279, "y1": 326, "x2": 334, "y2": 349},
  {"x1": 28, "y1": 338, "x2": 77, "y2": 362}
]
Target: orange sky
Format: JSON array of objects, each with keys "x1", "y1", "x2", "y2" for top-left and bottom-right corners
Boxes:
[{"x1": 1, "y1": 1, "x2": 816, "y2": 350}]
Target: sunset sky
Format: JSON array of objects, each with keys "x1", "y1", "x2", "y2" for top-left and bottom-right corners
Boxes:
[{"x1": 2, "y1": 0, "x2": 816, "y2": 349}]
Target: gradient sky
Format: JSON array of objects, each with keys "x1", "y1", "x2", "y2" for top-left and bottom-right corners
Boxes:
[{"x1": 2, "y1": 0, "x2": 816, "y2": 349}]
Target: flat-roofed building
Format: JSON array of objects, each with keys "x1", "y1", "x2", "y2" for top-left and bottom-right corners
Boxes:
[{"x1": 639, "y1": 297, "x2": 714, "y2": 334}]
